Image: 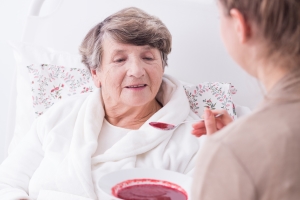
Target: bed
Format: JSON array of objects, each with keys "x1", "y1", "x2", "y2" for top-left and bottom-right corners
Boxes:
[{"x1": 3, "y1": 0, "x2": 262, "y2": 163}]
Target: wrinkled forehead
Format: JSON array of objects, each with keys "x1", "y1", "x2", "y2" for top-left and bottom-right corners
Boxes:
[{"x1": 102, "y1": 36, "x2": 159, "y2": 56}]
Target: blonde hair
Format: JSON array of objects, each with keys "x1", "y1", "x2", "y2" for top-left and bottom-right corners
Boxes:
[
  {"x1": 79, "y1": 7, "x2": 172, "y2": 70},
  {"x1": 220, "y1": 0, "x2": 300, "y2": 65}
]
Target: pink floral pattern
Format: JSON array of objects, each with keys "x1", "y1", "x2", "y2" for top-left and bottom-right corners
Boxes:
[
  {"x1": 183, "y1": 82, "x2": 237, "y2": 120},
  {"x1": 27, "y1": 64, "x2": 96, "y2": 117},
  {"x1": 27, "y1": 65, "x2": 237, "y2": 120}
]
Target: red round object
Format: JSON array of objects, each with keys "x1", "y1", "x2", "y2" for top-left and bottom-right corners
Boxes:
[{"x1": 112, "y1": 178, "x2": 187, "y2": 200}]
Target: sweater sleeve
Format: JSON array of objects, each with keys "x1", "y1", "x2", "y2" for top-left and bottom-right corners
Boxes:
[
  {"x1": 0, "y1": 120, "x2": 44, "y2": 200},
  {"x1": 191, "y1": 138, "x2": 256, "y2": 200}
]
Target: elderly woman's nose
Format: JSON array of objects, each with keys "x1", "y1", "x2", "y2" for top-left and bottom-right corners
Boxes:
[{"x1": 126, "y1": 59, "x2": 145, "y2": 77}]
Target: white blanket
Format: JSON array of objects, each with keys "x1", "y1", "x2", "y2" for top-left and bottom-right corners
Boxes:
[{"x1": 0, "y1": 74, "x2": 202, "y2": 200}]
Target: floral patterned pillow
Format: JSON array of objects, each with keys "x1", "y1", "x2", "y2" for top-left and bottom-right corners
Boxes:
[
  {"x1": 27, "y1": 63, "x2": 237, "y2": 120},
  {"x1": 183, "y1": 82, "x2": 237, "y2": 120},
  {"x1": 27, "y1": 64, "x2": 96, "y2": 117}
]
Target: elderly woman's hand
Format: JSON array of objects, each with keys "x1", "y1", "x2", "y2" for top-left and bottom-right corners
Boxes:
[{"x1": 191, "y1": 108, "x2": 233, "y2": 137}]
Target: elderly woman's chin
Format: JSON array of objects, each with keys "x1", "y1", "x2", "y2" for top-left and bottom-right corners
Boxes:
[{"x1": 121, "y1": 88, "x2": 157, "y2": 107}]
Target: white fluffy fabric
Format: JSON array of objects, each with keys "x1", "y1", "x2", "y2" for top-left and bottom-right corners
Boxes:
[{"x1": 0, "y1": 74, "x2": 203, "y2": 200}]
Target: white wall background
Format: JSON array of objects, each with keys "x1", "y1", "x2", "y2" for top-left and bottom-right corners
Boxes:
[{"x1": 0, "y1": 0, "x2": 32, "y2": 163}]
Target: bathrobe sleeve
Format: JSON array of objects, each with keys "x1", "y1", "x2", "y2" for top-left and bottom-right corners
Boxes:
[
  {"x1": 181, "y1": 135, "x2": 206, "y2": 177},
  {"x1": 0, "y1": 120, "x2": 44, "y2": 200}
]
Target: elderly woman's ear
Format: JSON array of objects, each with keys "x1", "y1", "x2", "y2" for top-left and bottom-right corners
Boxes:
[{"x1": 91, "y1": 69, "x2": 101, "y2": 88}]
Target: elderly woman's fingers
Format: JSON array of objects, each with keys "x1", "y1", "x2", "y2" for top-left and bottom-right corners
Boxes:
[{"x1": 204, "y1": 108, "x2": 218, "y2": 135}]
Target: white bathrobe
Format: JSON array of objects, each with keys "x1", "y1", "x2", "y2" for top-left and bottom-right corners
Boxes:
[{"x1": 0, "y1": 75, "x2": 202, "y2": 200}]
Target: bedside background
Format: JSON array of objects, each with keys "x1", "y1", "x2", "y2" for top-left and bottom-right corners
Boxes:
[{"x1": 0, "y1": 0, "x2": 32, "y2": 163}]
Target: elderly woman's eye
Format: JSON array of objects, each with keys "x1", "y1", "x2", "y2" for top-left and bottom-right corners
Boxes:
[
  {"x1": 114, "y1": 58, "x2": 125, "y2": 63},
  {"x1": 143, "y1": 57, "x2": 153, "y2": 61}
]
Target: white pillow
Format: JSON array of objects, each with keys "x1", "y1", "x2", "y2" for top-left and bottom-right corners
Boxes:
[
  {"x1": 28, "y1": 64, "x2": 95, "y2": 117},
  {"x1": 183, "y1": 82, "x2": 237, "y2": 120},
  {"x1": 9, "y1": 41, "x2": 238, "y2": 152},
  {"x1": 9, "y1": 41, "x2": 95, "y2": 153}
]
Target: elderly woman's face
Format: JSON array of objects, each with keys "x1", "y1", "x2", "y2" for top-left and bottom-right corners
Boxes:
[{"x1": 93, "y1": 37, "x2": 164, "y2": 107}]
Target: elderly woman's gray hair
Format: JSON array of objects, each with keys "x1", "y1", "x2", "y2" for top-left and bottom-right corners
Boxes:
[{"x1": 79, "y1": 7, "x2": 172, "y2": 70}]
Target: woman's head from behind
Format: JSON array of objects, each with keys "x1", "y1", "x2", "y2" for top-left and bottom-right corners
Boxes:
[
  {"x1": 80, "y1": 7, "x2": 172, "y2": 108},
  {"x1": 218, "y1": 0, "x2": 300, "y2": 77}
]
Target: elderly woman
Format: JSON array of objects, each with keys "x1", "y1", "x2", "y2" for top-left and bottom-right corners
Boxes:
[
  {"x1": 0, "y1": 7, "x2": 202, "y2": 200},
  {"x1": 192, "y1": 0, "x2": 300, "y2": 199}
]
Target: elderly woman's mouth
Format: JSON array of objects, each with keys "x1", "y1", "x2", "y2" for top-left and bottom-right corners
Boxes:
[{"x1": 125, "y1": 84, "x2": 147, "y2": 89}]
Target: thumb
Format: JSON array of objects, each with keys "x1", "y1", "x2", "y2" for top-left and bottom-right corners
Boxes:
[{"x1": 204, "y1": 108, "x2": 217, "y2": 135}]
